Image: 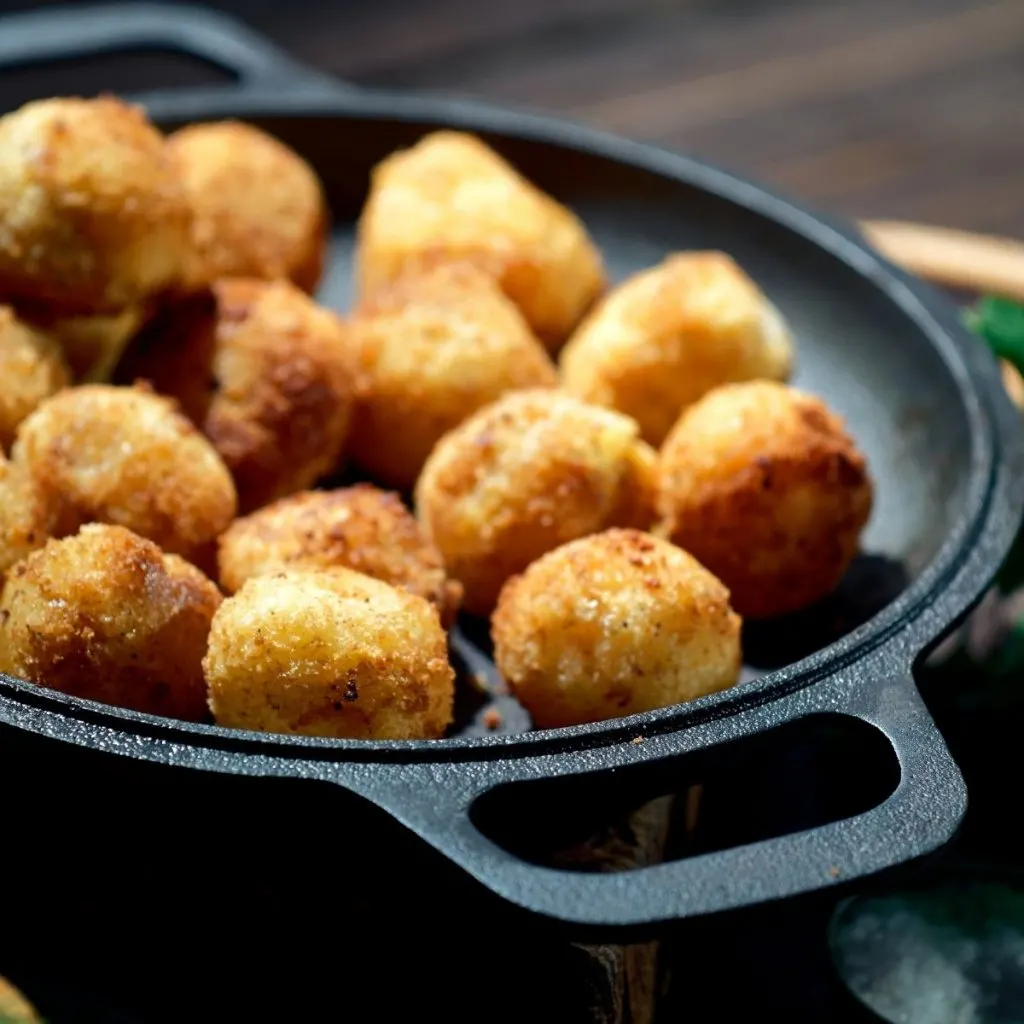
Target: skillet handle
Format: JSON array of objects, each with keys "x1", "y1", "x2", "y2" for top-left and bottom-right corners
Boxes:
[
  {"x1": 0, "y1": 3, "x2": 354, "y2": 99},
  {"x1": 343, "y1": 666, "x2": 965, "y2": 931}
]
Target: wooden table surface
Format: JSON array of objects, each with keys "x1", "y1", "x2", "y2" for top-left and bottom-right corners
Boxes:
[
  {"x1": 222, "y1": 0, "x2": 1024, "y2": 238},
  {"x1": 1, "y1": 0, "x2": 1021, "y2": 236}
]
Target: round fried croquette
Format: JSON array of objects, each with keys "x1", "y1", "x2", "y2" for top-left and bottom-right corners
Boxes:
[
  {"x1": 0, "y1": 976, "x2": 41, "y2": 1022},
  {"x1": 0, "y1": 97, "x2": 190, "y2": 313},
  {"x1": 348, "y1": 261, "x2": 558, "y2": 489},
  {"x1": 414, "y1": 389, "x2": 658, "y2": 616},
  {"x1": 0, "y1": 305, "x2": 69, "y2": 450},
  {"x1": 117, "y1": 278, "x2": 356, "y2": 513},
  {"x1": 168, "y1": 120, "x2": 328, "y2": 293},
  {"x1": 656, "y1": 380, "x2": 873, "y2": 619},
  {"x1": 216, "y1": 485, "x2": 462, "y2": 623},
  {"x1": 492, "y1": 529, "x2": 742, "y2": 729},
  {"x1": 561, "y1": 252, "x2": 794, "y2": 446},
  {"x1": 356, "y1": 131, "x2": 605, "y2": 350},
  {"x1": 0, "y1": 524, "x2": 222, "y2": 721},
  {"x1": 12, "y1": 383, "x2": 237, "y2": 561},
  {"x1": 204, "y1": 569, "x2": 455, "y2": 739},
  {"x1": 0, "y1": 453, "x2": 63, "y2": 579}
]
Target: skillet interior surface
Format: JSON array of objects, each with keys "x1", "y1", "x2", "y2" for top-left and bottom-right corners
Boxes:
[{"x1": 115, "y1": 107, "x2": 975, "y2": 741}]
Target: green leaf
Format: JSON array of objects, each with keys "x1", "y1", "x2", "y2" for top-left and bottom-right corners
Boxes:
[{"x1": 965, "y1": 295, "x2": 1024, "y2": 376}]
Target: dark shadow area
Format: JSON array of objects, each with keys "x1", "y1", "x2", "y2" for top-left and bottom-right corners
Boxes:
[
  {"x1": 743, "y1": 554, "x2": 910, "y2": 671},
  {"x1": 0, "y1": 49, "x2": 233, "y2": 113},
  {"x1": 471, "y1": 713, "x2": 900, "y2": 872},
  {"x1": 0, "y1": 724, "x2": 610, "y2": 1022}
]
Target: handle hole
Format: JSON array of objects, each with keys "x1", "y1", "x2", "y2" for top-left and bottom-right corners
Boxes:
[
  {"x1": 470, "y1": 713, "x2": 900, "y2": 873},
  {"x1": 0, "y1": 49, "x2": 235, "y2": 113}
]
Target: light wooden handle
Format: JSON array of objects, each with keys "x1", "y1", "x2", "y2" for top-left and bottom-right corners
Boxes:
[
  {"x1": 860, "y1": 220, "x2": 1024, "y2": 303},
  {"x1": 860, "y1": 219, "x2": 1024, "y2": 410}
]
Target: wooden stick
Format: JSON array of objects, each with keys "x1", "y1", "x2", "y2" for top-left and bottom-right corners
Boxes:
[
  {"x1": 861, "y1": 219, "x2": 1024, "y2": 411},
  {"x1": 860, "y1": 219, "x2": 1024, "y2": 304}
]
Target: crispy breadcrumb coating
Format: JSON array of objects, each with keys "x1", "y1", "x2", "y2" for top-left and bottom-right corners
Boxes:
[
  {"x1": 0, "y1": 524, "x2": 221, "y2": 721},
  {"x1": 13, "y1": 383, "x2": 237, "y2": 561},
  {"x1": 204, "y1": 568, "x2": 454, "y2": 739},
  {"x1": 217, "y1": 485, "x2": 462, "y2": 623},
  {"x1": 656, "y1": 381, "x2": 873, "y2": 618},
  {"x1": 118, "y1": 278, "x2": 355, "y2": 512},
  {"x1": 0, "y1": 97, "x2": 190, "y2": 312},
  {"x1": 561, "y1": 252, "x2": 793, "y2": 446},
  {"x1": 356, "y1": 131, "x2": 605, "y2": 349},
  {"x1": 492, "y1": 529, "x2": 741, "y2": 728},
  {"x1": 415, "y1": 389, "x2": 657, "y2": 615},
  {"x1": 168, "y1": 120, "x2": 327, "y2": 293},
  {"x1": 348, "y1": 261, "x2": 557, "y2": 489}
]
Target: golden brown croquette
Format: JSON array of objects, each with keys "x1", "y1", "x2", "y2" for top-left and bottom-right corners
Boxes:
[
  {"x1": 0, "y1": 524, "x2": 222, "y2": 721},
  {"x1": 204, "y1": 568, "x2": 454, "y2": 739},
  {"x1": 12, "y1": 383, "x2": 237, "y2": 562},
  {"x1": 0, "y1": 305, "x2": 69, "y2": 450},
  {"x1": 492, "y1": 529, "x2": 742, "y2": 728},
  {"x1": 348, "y1": 261, "x2": 558, "y2": 489},
  {"x1": 561, "y1": 252, "x2": 794, "y2": 446},
  {"x1": 415, "y1": 389, "x2": 657, "y2": 616},
  {"x1": 356, "y1": 131, "x2": 605, "y2": 350},
  {"x1": 117, "y1": 278, "x2": 355, "y2": 513},
  {"x1": 656, "y1": 381, "x2": 873, "y2": 618},
  {"x1": 168, "y1": 120, "x2": 328, "y2": 293},
  {"x1": 0, "y1": 97, "x2": 190, "y2": 313},
  {"x1": 216, "y1": 485, "x2": 462, "y2": 623}
]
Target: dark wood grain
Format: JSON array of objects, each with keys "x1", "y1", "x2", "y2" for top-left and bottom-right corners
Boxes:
[
  {"x1": 176, "y1": 0, "x2": 1024, "y2": 238},
  {"x1": 1, "y1": 0, "x2": 1018, "y2": 233}
]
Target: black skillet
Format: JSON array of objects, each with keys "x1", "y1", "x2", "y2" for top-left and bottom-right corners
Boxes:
[{"x1": 0, "y1": 2, "x2": 1021, "y2": 932}]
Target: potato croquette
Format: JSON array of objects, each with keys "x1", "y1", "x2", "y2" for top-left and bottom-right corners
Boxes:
[
  {"x1": 415, "y1": 389, "x2": 658, "y2": 616},
  {"x1": 13, "y1": 383, "x2": 237, "y2": 561},
  {"x1": 118, "y1": 278, "x2": 355, "y2": 512},
  {"x1": 168, "y1": 121, "x2": 328, "y2": 293},
  {"x1": 0, "y1": 454, "x2": 61, "y2": 578},
  {"x1": 656, "y1": 381, "x2": 873, "y2": 619},
  {"x1": 0, "y1": 306, "x2": 69, "y2": 449},
  {"x1": 356, "y1": 131, "x2": 605, "y2": 349},
  {"x1": 561, "y1": 252, "x2": 794, "y2": 446},
  {"x1": 493, "y1": 529, "x2": 742, "y2": 729},
  {"x1": 0, "y1": 976, "x2": 41, "y2": 1023},
  {"x1": 0, "y1": 525, "x2": 222, "y2": 721},
  {"x1": 217, "y1": 485, "x2": 462, "y2": 623},
  {"x1": 204, "y1": 569, "x2": 454, "y2": 739},
  {"x1": 348, "y1": 261, "x2": 558, "y2": 488},
  {"x1": 0, "y1": 97, "x2": 190, "y2": 313}
]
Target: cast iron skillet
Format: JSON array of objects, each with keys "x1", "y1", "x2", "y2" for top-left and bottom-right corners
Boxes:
[{"x1": 0, "y1": 2, "x2": 1021, "y2": 931}]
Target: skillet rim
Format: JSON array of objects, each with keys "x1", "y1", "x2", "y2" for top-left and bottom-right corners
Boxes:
[{"x1": 0, "y1": 86, "x2": 1016, "y2": 762}]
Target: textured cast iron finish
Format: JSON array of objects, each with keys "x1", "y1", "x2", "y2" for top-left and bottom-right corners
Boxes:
[{"x1": 0, "y1": 3, "x2": 1022, "y2": 929}]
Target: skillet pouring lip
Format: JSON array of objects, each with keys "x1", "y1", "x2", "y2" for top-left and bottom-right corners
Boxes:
[{"x1": 0, "y1": 87, "x2": 1017, "y2": 764}]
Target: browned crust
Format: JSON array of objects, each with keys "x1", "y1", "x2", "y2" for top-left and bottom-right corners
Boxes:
[
  {"x1": 119, "y1": 278, "x2": 356, "y2": 513},
  {"x1": 656, "y1": 382, "x2": 873, "y2": 618},
  {"x1": 216, "y1": 485, "x2": 462, "y2": 624},
  {"x1": 0, "y1": 524, "x2": 222, "y2": 721},
  {"x1": 0, "y1": 96, "x2": 191, "y2": 313}
]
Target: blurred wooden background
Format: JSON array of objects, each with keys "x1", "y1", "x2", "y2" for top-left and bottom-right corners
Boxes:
[{"x1": 0, "y1": 0, "x2": 1021, "y2": 233}]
